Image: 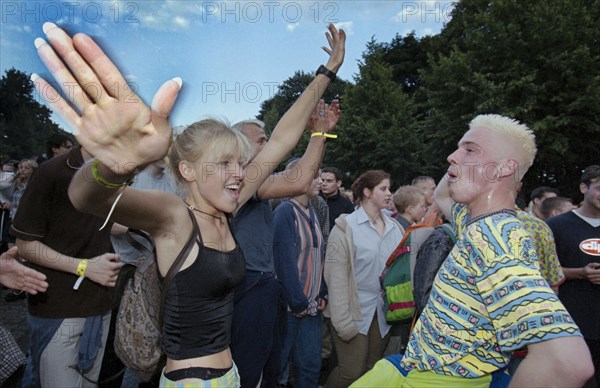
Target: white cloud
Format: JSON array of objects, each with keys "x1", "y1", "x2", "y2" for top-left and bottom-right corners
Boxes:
[
  {"x1": 142, "y1": 15, "x2": 157, "y2": 25},
  {"x1": 3, "y1": 24, "x2": 36, "y2": 36},
  {"x1": 4, "y1": 25, "x2": 24, "y2": 32},
  {"x1": 174, "y1": 16, "x2": 189, "y2": 28},
  {"x1": 286, "y1": 23, "x2": 300, "y2": 32},
  {"x1": 130, "y1": 1, "x2": 204, "y2": 31}
]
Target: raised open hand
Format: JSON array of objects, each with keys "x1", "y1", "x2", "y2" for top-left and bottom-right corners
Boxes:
[
  {"x1": 308, "y1": 99, "x2": 341, "y2": 134},
  {"x1": 32, "y1": 22, "x2": 182, "y2": 174},
  {"x1": 322, "y1": 23, "x2": 346, "y2": 73}
]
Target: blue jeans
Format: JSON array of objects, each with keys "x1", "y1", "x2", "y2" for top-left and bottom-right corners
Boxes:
[{"x1": 279, "y1": 312, "x2": 322, "y2": 388}]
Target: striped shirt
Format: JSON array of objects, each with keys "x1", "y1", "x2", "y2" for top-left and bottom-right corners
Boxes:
[{"x1": 273, "y1": 200, "x2": 324, "y2": 316}]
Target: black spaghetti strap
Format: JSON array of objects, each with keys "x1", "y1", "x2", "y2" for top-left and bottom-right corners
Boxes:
[
  {"x1": 226, "y1": 213, "x2": 240, "y2": 245},
  {"x1": 159, "y1": 208, "x2": 201, "y2": 328},
  {"x1": 187, "y1": 207, "x2": 203, "y2": 244}
]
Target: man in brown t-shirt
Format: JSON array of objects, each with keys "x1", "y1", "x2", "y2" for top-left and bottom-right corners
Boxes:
[{"x1": 10, "y1": 146, "x2": 122, "y2": 387}]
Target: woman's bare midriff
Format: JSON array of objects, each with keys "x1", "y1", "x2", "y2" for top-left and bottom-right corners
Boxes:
[{"x1": 166, "y1": 347, "x2": 233, "y2": 373}]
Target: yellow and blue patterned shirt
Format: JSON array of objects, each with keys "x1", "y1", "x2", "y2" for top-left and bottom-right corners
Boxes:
[
  {"x1": 401, "y1": 204, "x2": 580, "y2": 378},
  {"x1": 515, "y1": 209, "x2": 565, "y2": 288}
]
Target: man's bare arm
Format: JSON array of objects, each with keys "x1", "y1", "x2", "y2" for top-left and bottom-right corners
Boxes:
[
  {"x1": 257, "y1": 99, "x2": 340, "y2": 200},
  {"x1": 257, "y1": 136, "x2": 326, "y2": 200},
  {"x1": 433, "y1": 174, "x2": 454, "y2": 221},
  {"x1": 510, "y1": 336, "x2": 593, "y2": 387},
  {"x1": 562, "y1": 263, "x2": 600, "y2": 284},
  {"x1": 17, "y1": 239, "x2": 123, "y2": 287}
]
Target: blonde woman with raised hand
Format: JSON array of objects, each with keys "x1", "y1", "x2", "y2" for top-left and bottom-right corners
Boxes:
[{"x1": 31, "y1": 21, "x2": 345, "y2": 387}]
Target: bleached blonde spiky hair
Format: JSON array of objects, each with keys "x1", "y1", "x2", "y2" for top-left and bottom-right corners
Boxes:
[{"x1": 469, "y1": 114, "x2": 537, "y2": 178}]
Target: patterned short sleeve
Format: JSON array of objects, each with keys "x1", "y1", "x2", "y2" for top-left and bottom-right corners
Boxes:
[
  {"x1": 516, "y1": 210, "x2": 565, "y2": 288},
  {"x1": 472, "y1": 224, "x2": 580, "y2": 352}
]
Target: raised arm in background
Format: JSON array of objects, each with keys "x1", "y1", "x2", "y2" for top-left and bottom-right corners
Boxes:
[{"x1": 257, "y1": 98, "x2": 341, "y2": 200}]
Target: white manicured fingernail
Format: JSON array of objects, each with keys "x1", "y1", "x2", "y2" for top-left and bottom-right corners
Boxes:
[
  {"x1": 34, "y1": 37, "x2": 46, "y2": 49},
  {"x1": 172, "y1": 77, "x2": 183, "y2": 88},
  {"x1": 42, "y1": 22, "x2": 57, "y2": 34},
  {"x1": 30, "y1": 73, "x2": 39, "y2": 82}
]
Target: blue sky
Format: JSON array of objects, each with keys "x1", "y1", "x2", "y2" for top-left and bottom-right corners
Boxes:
[{"x1": 1, "y1": 0, "x2": 455, "y2": 132}]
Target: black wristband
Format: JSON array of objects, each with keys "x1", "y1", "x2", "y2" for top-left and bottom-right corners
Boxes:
[{"x1": 316, "y1": 65, "x2": 336, "y2": 82}]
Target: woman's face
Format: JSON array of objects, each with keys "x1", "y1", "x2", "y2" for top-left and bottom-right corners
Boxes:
[
  {"x1": 19, "y1": 163, "x2": 33, "y2": 179},
  {"x1": 190, "y1": 150, "x2": 245, "y2": 213},
  {"x1": 364, "y1": 178, "x2": 392, "y2": 210}
]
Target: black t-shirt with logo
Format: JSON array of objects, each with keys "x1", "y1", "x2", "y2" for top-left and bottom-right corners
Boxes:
[{"x1": 547, "y1": 210, "x2": 600, "y2": 340}]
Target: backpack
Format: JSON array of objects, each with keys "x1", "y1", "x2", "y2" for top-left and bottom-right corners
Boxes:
[
  {"x1": 412, "y1": 223, "x2": 457, "y2": 318},
  {"x1": 380, "y1": 224, "x2": 435, "y2": 324},
  {"x1": 114, "y1": 219, "x2": 195, "y2": 381}
]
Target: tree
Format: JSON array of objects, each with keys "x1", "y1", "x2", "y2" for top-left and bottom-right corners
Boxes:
[
  {"x1": 0, "y1": 68, "x2": 67, "y2": 159},
  {"x1": 419, "y1": 0, "x2": 600, "y2": 200},
  {"x1": 383, "y1": 32, "x2": 431, "y2": 95},
  {"x1": 254, "y1": 0, "x2": 600, "y2": 198},
  {"x1": 327, "y1": 40, "x2": 423, "y2": 186}
]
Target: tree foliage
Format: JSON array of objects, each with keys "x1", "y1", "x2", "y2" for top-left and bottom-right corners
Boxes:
[
  {"x1": 0, "y1": 68, "x2": 68, "y2": 159},
  {"x1": 256, "y1": 0, "x2": 600, "y2": 200},
  {"x1": 257, "y1": 71, "x2": 349, "y2": 167},
  {"x1": 420, "y1": 0, "x2": 600, "y2": 200},
  {"x1": 328, "y1": 40, "x2": 422, "y2": 185}
]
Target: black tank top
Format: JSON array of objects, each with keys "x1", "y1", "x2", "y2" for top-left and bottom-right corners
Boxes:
[{"x1": 162, "y1": 209, "x2": 246, "y2": 360}]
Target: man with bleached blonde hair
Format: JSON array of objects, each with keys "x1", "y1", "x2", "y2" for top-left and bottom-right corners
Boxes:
[{"x1": 352, "y1": 114, "x2": 592, "y2": 387}]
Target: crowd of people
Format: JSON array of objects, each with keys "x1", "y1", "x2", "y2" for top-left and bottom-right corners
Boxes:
[{"x1": 0, "y1": 20, "x2": 599, "y2": 388}]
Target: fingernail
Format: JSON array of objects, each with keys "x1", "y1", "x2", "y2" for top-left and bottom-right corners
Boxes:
[
  {"x1": 34, "y1": 37, "x2": 46, "y2": 49},
  {"x1": 30, "y1": 73, "x2": 39, "y2": 82},
  {"x1": 42, "y1": 22, "x2": 57, "y2": 34},
  {"x1": 172, "y1": 77, "x2": 183, "y2": 88}
]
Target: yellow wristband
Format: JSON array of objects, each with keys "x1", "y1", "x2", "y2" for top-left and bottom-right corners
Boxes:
[
  {"x1": 310, "y1": 132, "x2": 338, "y2": 139},
  {"x1": 91, "y1": 159, "x2": 132, "y2": 189},
  {"x1": 76, "y1": 259, "x2": 88, "y2": 277}
]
